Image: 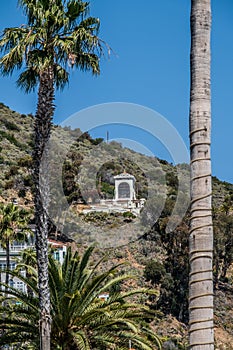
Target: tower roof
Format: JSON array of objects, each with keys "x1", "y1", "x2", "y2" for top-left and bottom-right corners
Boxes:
[{"x1": 114, "y1": 172, "x2": 136, "y2": 181}]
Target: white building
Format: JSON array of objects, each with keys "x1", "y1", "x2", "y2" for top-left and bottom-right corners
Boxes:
[
  {"x1": 0, "y1": 230, "x2": 67, "y2": 293},
  {"x1": 114, "y1": 172, "x2": 136, "y2": 201},
  {"x1": 83, "y1": 171, "x2": 145, "y2": 216},
  {"x1": 0, "y1": 232, "x2": 34, "y2": 293},
  {"x1": 49, "y1": 238, "x2": 67, "y2": 265}
]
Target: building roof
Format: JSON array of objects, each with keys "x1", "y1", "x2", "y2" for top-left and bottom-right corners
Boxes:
[
  {"x1": 48, "y1": 239, "x2": 67, "y2": 248},
  {"x1": 114, "y1": 172, "x2": 136, "y2": 180}
]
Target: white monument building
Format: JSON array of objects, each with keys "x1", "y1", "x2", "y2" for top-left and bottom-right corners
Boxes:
[
  {"x1": 114, "y1": 172, "x2": 136, "y2": 201},
  {"x1": 83, "y1": 171, "x2": 145, "y2": 215}
]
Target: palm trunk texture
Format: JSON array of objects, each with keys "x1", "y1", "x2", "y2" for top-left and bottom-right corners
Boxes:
[
  {"x1": 33, "y1": 66, "x2": 54, "y2": 350},
  {"x1": 5, "y1": 238, "x2": 10, "y2": 292},
  {"x1": 189, "y1": 0, "x2": 214, "y2": 349}
]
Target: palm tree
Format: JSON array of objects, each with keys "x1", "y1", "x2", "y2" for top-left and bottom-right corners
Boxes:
[
  {"x1": 0, "y1": 1, "x2": 105, "y2": 348},
  {"x1": 189, "y1": 0, "x2": 214, "y2": 348},
  {"x1": 0, "y1": 203, "x2": 31, "y2": 292},
  {"x1": 17, "y1": 247, "x2": 37, "y2": 297},
  {"x1": 0, "y1": 246, "x2": 162, "y2": 350}
]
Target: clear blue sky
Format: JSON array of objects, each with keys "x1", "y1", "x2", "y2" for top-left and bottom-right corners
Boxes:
[{"x1": 0, "y1": 1, "x2": 233, "y2": 183}]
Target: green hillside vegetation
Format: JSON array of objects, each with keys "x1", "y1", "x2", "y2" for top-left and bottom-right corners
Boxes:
[{"x1": 1, "y1": 103, "x2": 233, "y2": 348}]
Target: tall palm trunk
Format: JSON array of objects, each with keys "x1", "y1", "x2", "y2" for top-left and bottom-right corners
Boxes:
[
  {"x1": 33, "y1": 66, "x2": 54, "y2": 350},
  {"x1": 5, "y1": 238, "x2": 10, "y2": 293},
  {"x1": 189, "y1": 0, "x2": 214, "y2": 349}
]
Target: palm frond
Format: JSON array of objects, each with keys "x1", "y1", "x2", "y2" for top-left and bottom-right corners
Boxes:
[
  {"x1": 72, "y1": 329, "x2": 91, "y2": 350},
  {"x1": 66, "y1": 0, "x2": 90, "y2": 23},
  {"x1": 0, "y1": 246, "x2": 162, "y2": 349},
  {"x1": 2, "y1": 0, "x2": 108, "y2": 92},
  {"x1": 54, "y1": 64, "x2": 69, "y2": 90}
]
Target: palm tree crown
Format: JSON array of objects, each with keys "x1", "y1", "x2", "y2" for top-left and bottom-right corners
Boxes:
[{"x1": 0, "y1": 0, "x2": 104, "y2": 92}]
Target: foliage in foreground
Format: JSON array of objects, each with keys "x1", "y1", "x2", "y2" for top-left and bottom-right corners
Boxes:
[
  {"x1": 0, "y1": 203, "x2": 31, "y2": 288},
  {"x1": 0, "y1": 246, "x2": 161, "y2": 350}
]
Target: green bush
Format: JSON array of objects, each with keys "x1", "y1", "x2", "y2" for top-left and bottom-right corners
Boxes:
[
  {"x1": 18, "y1": 188, "x2": 26, "y2": 198},
  {"x1": 17, "y1": 155, "x2": 33, "y2": 168},
  {"x1": 144, "y1": 259, "x2": 166, "y2": 285},
  {"x1": 4, "y1": 179, "x2": 15, "y2": 189},
  {"x1": 123, "y1": 211, "x2": 136, "y2": 219},
  {"x1": 3, "y1": 120, "x2": 20, "y2": 131},
  {"x1": 0, "y1": 130, "x2": 27, "y2": 150},
  {"x1": 23, "y1": 175, "x2": 33, "y2": 187},
  {"x1": 7, "y1": 165, "x2": 19, "y2": 176}
]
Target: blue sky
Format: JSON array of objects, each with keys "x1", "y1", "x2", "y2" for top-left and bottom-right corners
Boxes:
[{"x1": 0, "y1": 0, "x2": 233, "y2": 183}]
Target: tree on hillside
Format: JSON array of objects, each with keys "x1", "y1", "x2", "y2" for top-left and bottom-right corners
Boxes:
[
  {"x1": 17, "y1": 247, "x2": 37, "y2": 297},
  {"x1": 0, "y1": 246, "x2": 162, "y2": 350},
  {"x1": 189, "y1": 0, "x2": 214, "y2": 348},
  {"x1": 213, "y1": 211, "x2": 233, "y2": 285},
  {"x1": 0, "y1": 203, "x2": 31, "y2": 292},
  {"x1": 0, "y1": 1, "x2": 106, "y2": 348}
]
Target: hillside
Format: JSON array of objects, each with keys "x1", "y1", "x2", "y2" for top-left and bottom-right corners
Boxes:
[{"x1": 1, "y1": 102, "x2": 233, "y2": 348}]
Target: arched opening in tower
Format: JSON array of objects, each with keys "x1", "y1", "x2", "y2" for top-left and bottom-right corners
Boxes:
[{"x1": 118, "y1": 182, "x2": 130, "y2": 199}]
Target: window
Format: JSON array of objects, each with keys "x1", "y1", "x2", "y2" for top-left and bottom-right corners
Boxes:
[
  {"x1": 9, "y1": 279, "x2": 14, "y2": 288},
  {"x1": 11, "y1": 241, "x2": 25, "y2": 251},
  {"x1": 16, "y1": 282, "x2": 24, "y2": 293},
  {"x1": 0, "y1": 263, "x2": 6, "y2": 270},
  {"x1": 10, "y1": 263, "x2": 16, "y2": 270},
  {"x1": 118, "y1": 182, "x2": 130, "y2": 199},
  {"x1": 54, "y1": 251, "x2": 60, "y2": 261}
]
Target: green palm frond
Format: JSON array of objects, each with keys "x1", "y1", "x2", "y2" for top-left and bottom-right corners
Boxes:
[
  {"x1": 16, "y1": 247, "x2": 37, "y2": 268},
  {"x1": 54, "y1": 64, "x2": 69, "y2": 89},
  {"x1": 72, "y1": 329, "x2": 91, "y2": 350},
  {"x1": 2, "y1": 269, "x2": 39, "y2": 297},
  {"x1": 0, "y1": 203, "x2": 31, "y2": 259},
  {"x1": 66, "y1": 0, "x2": 89, "y2": 23},
  {"x1": 0, "y1": 246, "x2": 161, "y2": 349},
  {"x1": 16, "y1": 67, "x2": 39, "y2": 92},
  {"x1": 1, "y1": 0, "x2": 107, "y2": 92}
]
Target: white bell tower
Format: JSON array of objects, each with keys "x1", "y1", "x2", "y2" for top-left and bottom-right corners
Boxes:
[{"x1": 114, "y1": 172, "x2": 136, "y2": 201}]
